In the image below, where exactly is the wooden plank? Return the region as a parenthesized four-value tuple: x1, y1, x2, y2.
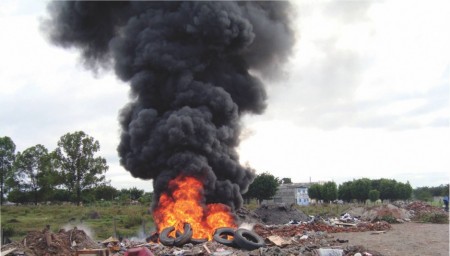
(334, 222, 357, 226)
(1, 248, 17, 256)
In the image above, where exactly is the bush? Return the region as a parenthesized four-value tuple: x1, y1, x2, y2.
(418, 212, 449, 224)
(123, 215, 143, 228)
(2, 225, 15, 237)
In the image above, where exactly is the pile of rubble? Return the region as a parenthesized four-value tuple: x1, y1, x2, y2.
(10, 202, 447, 256)
(253, 203, 309, 225)
(405, 201, 447, 216)
(346, 204, 412, 223)
(1, 227, 101, 256)
(253, 221, 391, 238)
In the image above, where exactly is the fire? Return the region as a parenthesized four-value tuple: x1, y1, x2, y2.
(153, 175, 237, 240)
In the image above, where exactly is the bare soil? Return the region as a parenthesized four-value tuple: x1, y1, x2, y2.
(333, 222, 449, 256)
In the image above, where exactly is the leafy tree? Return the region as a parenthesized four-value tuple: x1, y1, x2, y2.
(119, 187, 144, 201)
(280, 177, 292, 184)
(338, 181, 353, 202)
(351, 178, 371, 203)
(368, 189, 380, 202)
(428, 184, 449, 197)
(308, 183, 322, 200)
(12, 144, 52, 205)
(395, 181, 412, 200)
(54, 131, 109, 205)
(414, 188, 433, 201)
(129, 187, 144, 200)
(379, 179, 397, 200)
(50, 188, 72, 202)
(0, 136, 16, 204)
(139, 192, 153, 204)
(92, 184, 119, 201)
(413, 185, 449, 201)
(245, 172, 279, 204)
(321, 181, 338, 203)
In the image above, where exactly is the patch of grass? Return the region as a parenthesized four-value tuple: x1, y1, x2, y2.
(297, 203, 353, 217)
(0, 203, 154, 242)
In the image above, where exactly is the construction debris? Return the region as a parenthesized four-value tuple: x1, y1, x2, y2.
(1, 201, 447, 256)
(1, 227, 100, 256)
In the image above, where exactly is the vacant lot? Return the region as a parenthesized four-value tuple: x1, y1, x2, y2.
(1, 204, 154, 241)
(334, 222, 449, 256)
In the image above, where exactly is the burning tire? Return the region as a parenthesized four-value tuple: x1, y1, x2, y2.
(213, 227, 236, 246)
(174, 223, 193, 246)
(233, 228, 265, 250)
(159, 226, 175, 246)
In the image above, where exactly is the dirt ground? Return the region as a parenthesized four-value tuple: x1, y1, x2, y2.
(333, 222, 449, 256)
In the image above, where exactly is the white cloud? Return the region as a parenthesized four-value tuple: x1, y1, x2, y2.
(238, 0, 449, 187)
(239, 120, 450, 187)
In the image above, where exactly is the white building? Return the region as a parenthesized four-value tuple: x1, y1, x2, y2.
(265, 182, 315, 206)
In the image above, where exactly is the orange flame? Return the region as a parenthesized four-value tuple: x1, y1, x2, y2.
(153, 175, 237, 240)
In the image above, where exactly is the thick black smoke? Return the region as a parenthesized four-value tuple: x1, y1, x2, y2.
(43, 1, 295, 211)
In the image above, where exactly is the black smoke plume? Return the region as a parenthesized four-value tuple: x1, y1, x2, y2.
(43, 1, 295, 211)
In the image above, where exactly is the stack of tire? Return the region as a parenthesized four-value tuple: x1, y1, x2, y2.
(159, 224, 266, 250)
(213, 227, 265, 250)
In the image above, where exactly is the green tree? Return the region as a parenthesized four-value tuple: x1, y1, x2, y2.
(92, 184, 119, 201)
(129, 187, 144, 200)
(395, 181, 412, 200)
(338, 181, 353, 202)
(245, 172, 279, 204)
(139, 191, 153, 205)
(368, 189, 380, 202)
(379, 178, 397, 201)
(0, 136, 16, 204)
(12, 144, 52, 205)
(321, 181, 338, 203)
(280, 177, 292, 184)
(414, 187, 433, 201)
(54, 131, 109, 205)
(351, 178, 371, 203)
(118, 187, 145, 201)
(308, 183, 322, 200)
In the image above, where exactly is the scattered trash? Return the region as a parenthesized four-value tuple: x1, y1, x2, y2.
(316, 248, 344, 256)
(3, 201, 446, 256)
(266, 235, 291, 247)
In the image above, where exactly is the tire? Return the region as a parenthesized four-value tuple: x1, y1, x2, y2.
(190, 238, 208, 244)
(159, 226, 175, 246)
(213, 227, 235, 246)
(233, 228, 265, 250)
(174, 223, 193, 246)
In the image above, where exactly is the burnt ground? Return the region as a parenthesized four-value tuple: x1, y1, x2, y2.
(252, 204, 309, 225)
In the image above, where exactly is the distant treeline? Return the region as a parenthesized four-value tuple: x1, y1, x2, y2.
(413, 184, 449, 201)
(309, 178, 449, 203)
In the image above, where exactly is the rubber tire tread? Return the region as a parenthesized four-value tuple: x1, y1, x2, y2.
(174, 223, 193, 246)
(190, 238, 208, 244)
(233, 228, 265, 250)
(213, 227, 235, 246)
(159, 226, 175, 246)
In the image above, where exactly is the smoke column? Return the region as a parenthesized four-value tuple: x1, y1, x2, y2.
(43, 1, 295, 210)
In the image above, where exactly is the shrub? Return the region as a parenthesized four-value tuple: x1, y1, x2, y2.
(123, 215, 143, 229)
(418, 212, 449, 224)
(2, 225, 15, 237)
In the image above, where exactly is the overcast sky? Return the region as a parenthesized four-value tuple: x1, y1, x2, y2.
(1, 0, 449, 192)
